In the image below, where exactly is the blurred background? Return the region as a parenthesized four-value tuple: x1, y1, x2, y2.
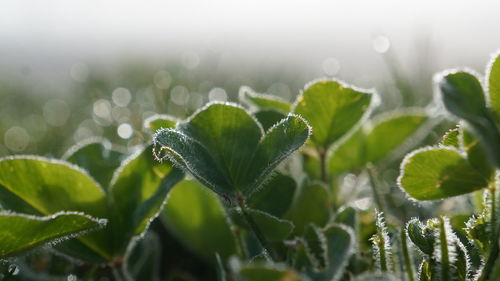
(1, 0, 500, 156)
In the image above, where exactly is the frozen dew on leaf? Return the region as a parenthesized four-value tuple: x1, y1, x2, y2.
(153, 102, 311, 200)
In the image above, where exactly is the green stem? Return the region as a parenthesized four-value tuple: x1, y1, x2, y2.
(366, 164, 386, 214)
(437, 216, 451, 281)
(378, 238, 388, 272)
(233, 226, 249, 259)
(477, 176, 499, 281)
(111, 264, 129, 281)
(236, 193, 281, 262)
(319, 148, 340, 210)
(401, 227, 415, 281)
(318, 149, 327, 184)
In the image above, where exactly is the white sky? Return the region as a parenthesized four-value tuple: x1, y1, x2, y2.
(1, 0, 500, 79)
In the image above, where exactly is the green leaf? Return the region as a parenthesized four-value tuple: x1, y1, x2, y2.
(313, 224, 355, 281)
(303, 151, 322, 180)
(143, 114, 178, 132)
(437, 70, 500, 167)
(293, 79, 376, 149)
(398, 147, 489, 200)
(406, 219, 434, 256)
(334, 207, 357, 230)
(234, 209, 294, 242)
(440, 127, 460, 148)
(450, 215, 482, 269)
(465, 208, 491, 253)
(247, 173, 297, 218)
(238, 264, 303, 281)
(303, 224, 327, 272)
(438, 70, 488, 120)
(0, 211, 105, 259)
(418, 260, 432, 281)
(154, 103, 310, 199)
(153, 128, 232, 197)
(285, 181, 330, 235)
(177, 103, 263, 188)
(461, 127, 495, 180)
(327, 130, 365, 176)
(0, 156, 112, 260)
(246, 114, 310, 196)
(253, 110, 287, 131)
(63, 138, 125, 189)
(486, 50, 500, 122)
(328, 110, 429, 176)
(364, 111, 428, 164)
(455, 240, 471, 281)
(162, 180, 237, 263)
(110, 145, 184, 254)
(239, 86, 291, 113)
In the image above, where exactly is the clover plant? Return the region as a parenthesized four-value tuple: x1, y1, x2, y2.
(1, 50, 500, 281)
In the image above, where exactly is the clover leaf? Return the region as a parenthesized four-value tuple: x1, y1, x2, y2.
(153, 102, 311, 200)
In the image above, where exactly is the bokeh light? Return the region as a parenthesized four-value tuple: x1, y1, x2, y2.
(208, 88, 227, 102)
(117, 123, 133, 139)
(43, 99, 71, 127)
(4, 126, 30, 152)
(112, 88, 132, 107)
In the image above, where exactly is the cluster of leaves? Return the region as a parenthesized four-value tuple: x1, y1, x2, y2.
(0, 50, 499, 281)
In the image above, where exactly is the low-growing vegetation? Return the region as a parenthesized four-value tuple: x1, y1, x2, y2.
(0, 49, 499, 281)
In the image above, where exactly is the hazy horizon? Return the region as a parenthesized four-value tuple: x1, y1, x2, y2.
(2, 0, 500, 86)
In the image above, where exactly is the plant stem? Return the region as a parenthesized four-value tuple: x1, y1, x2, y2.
(111, 264, 130, 281)
(236, 192, 280, 262)
(233, 226, 249, 259)
(366, 164, 386, 214)
(400, 227, 415, 281)
(477, 174, 499, 281)
(378, 238, 388, 272)
(437, 216, 451, 281)
(318, 148, 327, 184)
(319, 148, 340, 209)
